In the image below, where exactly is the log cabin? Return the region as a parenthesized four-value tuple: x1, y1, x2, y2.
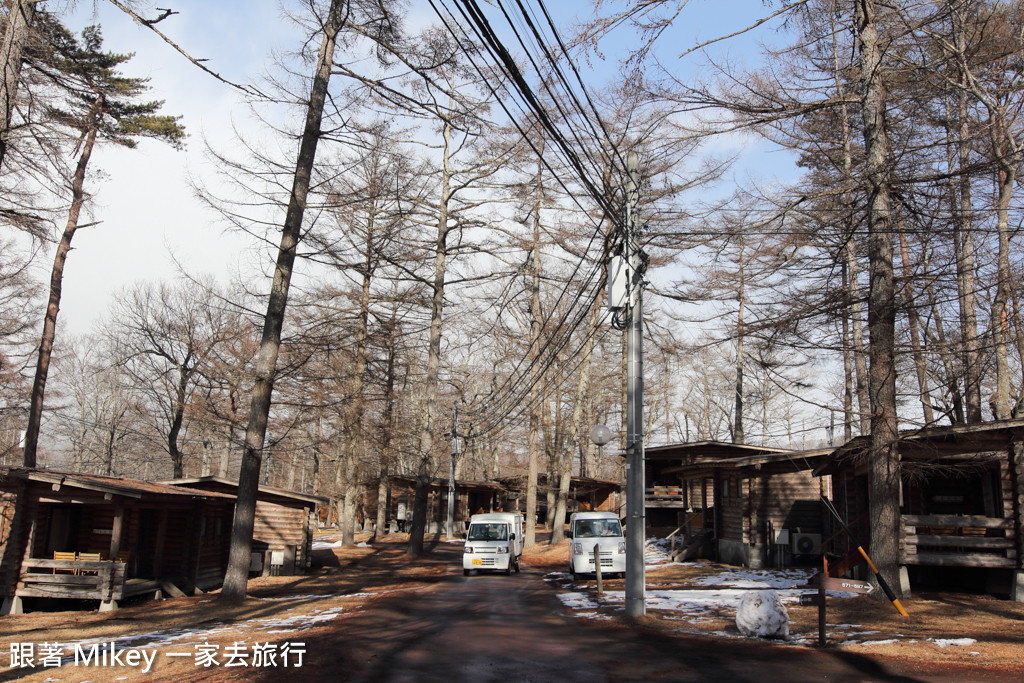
(815, 419, 1024, 601)
(498, 474, 622, 526)
(370, 475, 507, 535)
(0, 467, 235, 614)
(643, 442, 833, 568)
(162, 476, 326, 575)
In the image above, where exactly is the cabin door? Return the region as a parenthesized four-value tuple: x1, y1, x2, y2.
(44, 506, 81, 555)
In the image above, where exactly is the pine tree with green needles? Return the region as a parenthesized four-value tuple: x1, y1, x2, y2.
(22, 24, 184, 468)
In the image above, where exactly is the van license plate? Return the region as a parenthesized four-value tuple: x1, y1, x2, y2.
(472, 559, 483, 565)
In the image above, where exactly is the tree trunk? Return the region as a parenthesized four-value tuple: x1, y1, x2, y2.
(544, 386, 562, 530)
(374, 468, 388, 539)
(525, 148, 543, 548)
(846, 240, 871, 436)
(733, 249, 745, 445)
(167, 370, 188, 478)
(339, 194, 376, 546)
(947, 70, 982, 423)
(555, 278, 605, 545)
(340, 451, 358, 546)
(23, 114, 99, 467)
(1010, 290, 1024, 418)
(841, 261, 855, 442)
(221, 0, 344, 600)
(922, 249, 965, 424)
(897, 227, 933, 425)
(220, 425, 233, 478)
(991, 165, 1014, 420)
(1010, 443, 1024, 581)
(831, 17, 858, 443)
(857, 0, 902, 597)
(374, 298, 399, 540)
(408, 115, 453, 556)
(0, 0, 36, 172)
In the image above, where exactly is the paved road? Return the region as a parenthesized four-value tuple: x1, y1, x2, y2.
(278, 544, 968, 683)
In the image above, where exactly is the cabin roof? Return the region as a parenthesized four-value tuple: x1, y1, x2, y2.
(497, 474, 621, 492)
(388, 474, 505, 491)
(160, 475, 328, 505)
(661, 448, 833, 477)
(642, 441, 795, 461)
(814, 418, 1024, 475)
(0, 467, 234, 501)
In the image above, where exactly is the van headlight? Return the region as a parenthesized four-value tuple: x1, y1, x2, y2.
(618, 542, 626, 554)
(573, 543, 583, 555)
(464, 546, 473, 554)
(497, 546, 509, 554)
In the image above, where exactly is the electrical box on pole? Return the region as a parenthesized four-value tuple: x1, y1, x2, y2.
(607, 255, 629, 311)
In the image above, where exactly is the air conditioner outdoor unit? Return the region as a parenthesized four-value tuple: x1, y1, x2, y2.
(791, 532, 822, 555)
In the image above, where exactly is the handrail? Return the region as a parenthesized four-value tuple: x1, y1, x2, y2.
(902, 514, 1011, 529)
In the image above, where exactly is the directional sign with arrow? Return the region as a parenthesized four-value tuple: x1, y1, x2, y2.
(808, 573, 874, 595)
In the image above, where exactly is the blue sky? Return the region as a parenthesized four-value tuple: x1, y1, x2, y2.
(52, 0, 796, 337)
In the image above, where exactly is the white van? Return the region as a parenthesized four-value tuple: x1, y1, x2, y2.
(463, 512, 524, 576)
(567, 511, 626, 578)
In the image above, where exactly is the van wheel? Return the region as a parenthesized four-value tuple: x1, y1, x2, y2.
(504, 560, 512, 576)
(463, 569, 470, 577)
(514, 557, 520, 573)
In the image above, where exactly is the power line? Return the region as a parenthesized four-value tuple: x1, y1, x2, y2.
(426, 0, 631, 431)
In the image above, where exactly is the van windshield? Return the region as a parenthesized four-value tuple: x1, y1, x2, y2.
(573, 519, 622, 538)
(467, 523, 508, 541)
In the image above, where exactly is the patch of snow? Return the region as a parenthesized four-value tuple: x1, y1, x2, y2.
(262, 593, 334, 601)
(859, 639, 899, 647)
(558, 592, 600, 611)
(644, 538, 685, 567)
(692, 567, 814, 590)
(932, 638, 977, 648)
(572, 611, 613, 620)
(554, 538, 927, 649)
(258, 607, 347, 633)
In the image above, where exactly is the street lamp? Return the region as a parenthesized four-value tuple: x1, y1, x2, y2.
(589, 424, 613, 455)
(588, 425, 613, 479)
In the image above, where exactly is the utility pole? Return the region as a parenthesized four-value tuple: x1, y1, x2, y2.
(446, 405, 458, 539)
(624, 151, 646, 618)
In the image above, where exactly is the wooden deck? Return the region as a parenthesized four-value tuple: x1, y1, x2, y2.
(15, 559, 161, 604)
(645, 486, 688, 508)
(901, 514, 1017, 568)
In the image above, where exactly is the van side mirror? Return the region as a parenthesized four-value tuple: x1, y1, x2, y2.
(566, 529, 572, 538)
(510, 533, 516, 540)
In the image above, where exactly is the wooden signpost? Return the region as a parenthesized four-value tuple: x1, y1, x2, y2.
(799, 566, 873, 646)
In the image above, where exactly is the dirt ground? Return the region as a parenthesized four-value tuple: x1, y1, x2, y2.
(0, 532, 1020, 682)
(524, 541, 1024, 679)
